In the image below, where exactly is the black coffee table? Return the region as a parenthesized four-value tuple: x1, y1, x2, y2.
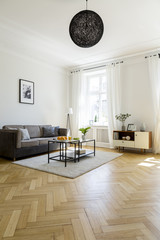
(48, 139, 95, 167)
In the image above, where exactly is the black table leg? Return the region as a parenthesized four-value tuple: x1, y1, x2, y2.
(60, 142, 62, 161)
(62, 143, 65, 160)
(74, 143, 76, 162)
(65, 142, 67, 167)
(48, 141, 50, 163)
(78, 141, 80, 162)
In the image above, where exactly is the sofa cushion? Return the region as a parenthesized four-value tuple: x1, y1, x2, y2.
(58, 128, 67, 136)
(43, 126, 55, 137)
(54, 126, 59, 136)
(39, 125, 52, 137)
(42, 126, 59, 137)
(38, 137, 56, 145)
(19, 128, 30, 140)
(25, 125, 41, 138)
(21, 139, 39, 148)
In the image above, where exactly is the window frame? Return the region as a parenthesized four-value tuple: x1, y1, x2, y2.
(84, 69, 108, 126)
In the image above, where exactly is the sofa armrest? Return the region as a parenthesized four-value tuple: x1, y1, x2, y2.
(58, 128, 68, 136)
(0, 129, 21, 149)
(0, 130, 18, 160)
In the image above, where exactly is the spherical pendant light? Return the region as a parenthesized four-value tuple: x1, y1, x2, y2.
(69, 0, 104, 48)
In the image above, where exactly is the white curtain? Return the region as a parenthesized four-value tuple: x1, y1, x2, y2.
(106, 64, 122, 147)
(70, 70, 83, 138)
(79, 74, 90, 128)
(148, 56, 160, 154)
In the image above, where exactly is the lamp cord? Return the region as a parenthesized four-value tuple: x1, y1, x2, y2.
(86, 0, 88, 10)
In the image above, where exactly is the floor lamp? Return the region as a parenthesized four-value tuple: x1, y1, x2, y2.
(66, 108, 73, 136)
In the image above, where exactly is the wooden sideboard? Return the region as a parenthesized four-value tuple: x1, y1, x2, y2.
(113, 130, 152, 152)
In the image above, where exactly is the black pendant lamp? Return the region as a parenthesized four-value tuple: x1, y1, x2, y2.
(69, 0, 104, 48)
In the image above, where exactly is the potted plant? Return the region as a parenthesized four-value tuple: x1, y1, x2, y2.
(115, 113, 131, 131)
(79, 127, 91, 140)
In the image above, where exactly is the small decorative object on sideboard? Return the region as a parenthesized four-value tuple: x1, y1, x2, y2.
(115, 113, 131, 131)
(122, 136, 126, 140)
(126, 136, 131, 141)
(140, 122, 146, 132)
(127, 124, 136, 131)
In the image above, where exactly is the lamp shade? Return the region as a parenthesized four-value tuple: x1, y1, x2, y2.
(68, 108, 73, 115)
(69, 10, 104, 48)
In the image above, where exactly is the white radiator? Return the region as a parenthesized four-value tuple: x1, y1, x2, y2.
(86, 126, 109, 148)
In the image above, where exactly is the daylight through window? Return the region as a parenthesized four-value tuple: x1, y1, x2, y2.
(84, 69, 108, 126)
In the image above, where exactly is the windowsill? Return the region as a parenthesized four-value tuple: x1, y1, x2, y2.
(89, 124, 108, 128)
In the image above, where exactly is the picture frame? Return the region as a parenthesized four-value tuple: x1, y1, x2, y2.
(19, 79, 34, 104)
(127, 124, 136, 131)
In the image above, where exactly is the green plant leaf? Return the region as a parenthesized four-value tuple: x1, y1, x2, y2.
(79, 127, 91, 135)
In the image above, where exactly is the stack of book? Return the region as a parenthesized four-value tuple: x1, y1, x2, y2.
(76, 149, 86, 155)
(66, 149, 86, 157)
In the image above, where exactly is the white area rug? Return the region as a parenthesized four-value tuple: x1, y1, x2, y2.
(13, 151, 122, 178)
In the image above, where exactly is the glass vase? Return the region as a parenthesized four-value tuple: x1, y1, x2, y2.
(122, 122, 125, 131)
(82, 134, 86, 140)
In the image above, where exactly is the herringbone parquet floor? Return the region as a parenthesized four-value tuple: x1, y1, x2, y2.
(0, 148, 160, 240)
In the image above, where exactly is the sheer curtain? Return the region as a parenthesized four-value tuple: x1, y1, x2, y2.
(106, 64, 122, 147)
(148, 56, 160, 154)
(70, 70, 83, 138)
(78, 75, 90, 128)
(70, 70, 94, 138)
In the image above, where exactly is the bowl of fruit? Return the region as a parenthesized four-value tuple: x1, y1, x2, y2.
(57, 136, 67, 141)
(73, 137, 80, 140)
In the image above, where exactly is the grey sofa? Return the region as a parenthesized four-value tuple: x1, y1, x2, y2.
(0, 125, 67, 160)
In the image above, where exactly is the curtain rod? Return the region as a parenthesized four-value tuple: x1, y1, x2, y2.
(145, 53, 160, 58)
(71, 61, 124, 73)
(70, 48, 160, 72)
(83, 61, 123, 72)
(70, 69, 80, 74)
(112, 61, 123, 65)
(83, 64, 106, 71)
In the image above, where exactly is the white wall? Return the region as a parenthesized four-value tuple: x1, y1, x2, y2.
(121, 57, 154, 133)
(0, 50, 68, 128)
(68, 56, 154, 136)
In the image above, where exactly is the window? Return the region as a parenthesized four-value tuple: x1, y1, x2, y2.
(84, 69, 108, 126)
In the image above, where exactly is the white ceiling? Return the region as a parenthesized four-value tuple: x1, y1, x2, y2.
(0, 0, 160, 68)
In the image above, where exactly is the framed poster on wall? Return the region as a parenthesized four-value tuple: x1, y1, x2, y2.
(19, 79, 34, 104)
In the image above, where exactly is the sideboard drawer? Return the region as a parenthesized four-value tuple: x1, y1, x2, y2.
(113, 140, 135, 147)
